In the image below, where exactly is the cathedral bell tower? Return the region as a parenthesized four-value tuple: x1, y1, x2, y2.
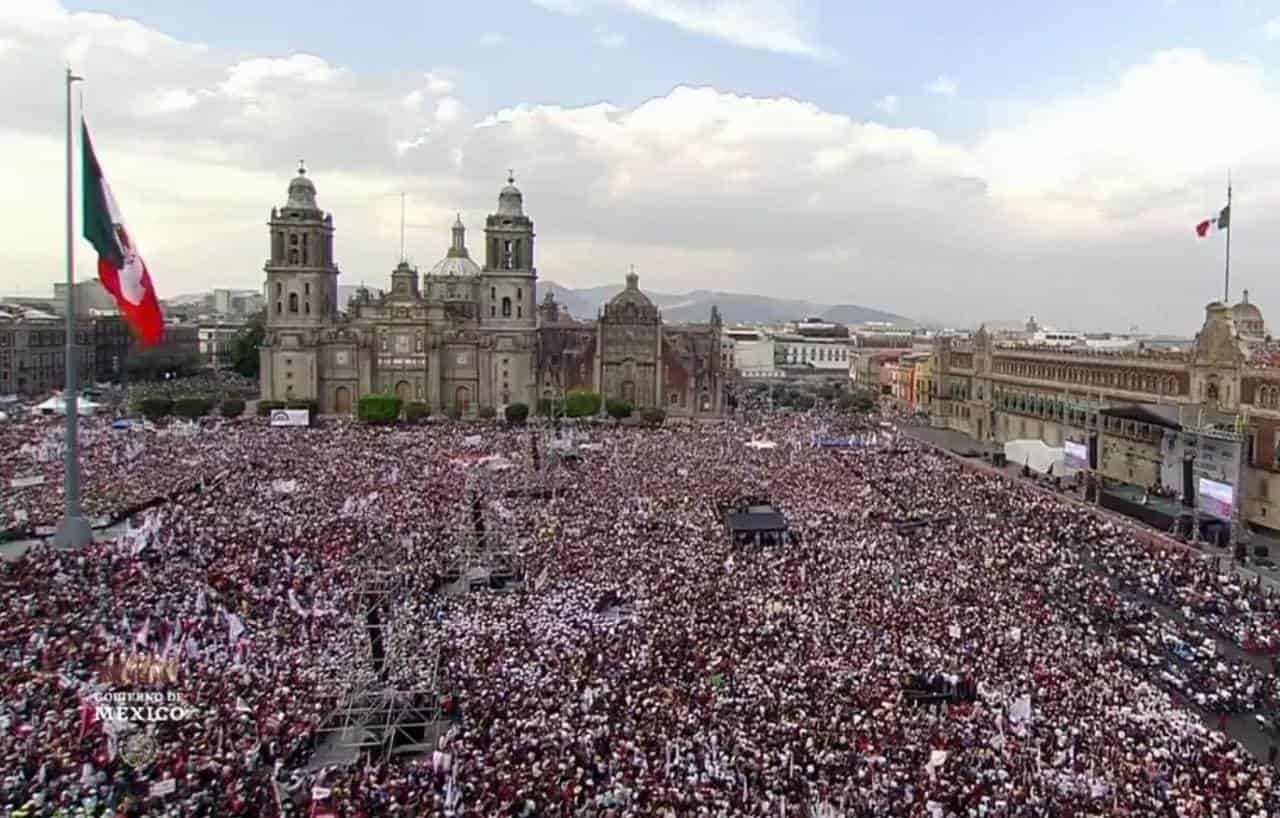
(481, 172, 536, 328)
(264, 162, 339, 327)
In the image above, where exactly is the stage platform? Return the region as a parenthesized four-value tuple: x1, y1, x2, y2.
(1100, 483, 1229, 545)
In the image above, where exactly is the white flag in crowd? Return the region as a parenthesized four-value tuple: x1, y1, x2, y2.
(1008, 694, 1033, 724)
(226, 612, 246, 644)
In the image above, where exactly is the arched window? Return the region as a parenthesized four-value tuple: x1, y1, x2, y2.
(304, 301, 310, 315)
(288, 249, 299, 264)
(491, 286, 496, 300)
(276, 301, 282, 315)
(276, 283, 282, 297)
(288, 293, 299, 313)
(502, 297, 512, 317)
(516, 288, 522, 301)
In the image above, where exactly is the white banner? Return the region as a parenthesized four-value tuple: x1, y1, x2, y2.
(9, 475, 46, 489)
(149, 779, 176, 797)
(270, 409, 310, 428)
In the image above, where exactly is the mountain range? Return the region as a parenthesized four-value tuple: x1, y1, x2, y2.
(329, 283, 913, 327)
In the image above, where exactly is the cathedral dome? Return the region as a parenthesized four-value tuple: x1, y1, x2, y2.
(497, 173, 524, 217)
(426, 214, 481, 277)
(427, 256, 482, 277)
(603, 268, 659, 323)
(286, 163, 317, 209)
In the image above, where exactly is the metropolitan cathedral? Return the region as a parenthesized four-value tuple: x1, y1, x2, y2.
(259, 166, 725, 417)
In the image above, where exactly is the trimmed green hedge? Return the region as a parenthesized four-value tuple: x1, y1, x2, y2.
(605, 398, 633, 420)
(173, 396, 214, 420)
(477, 406, 497, 420)
(257, 400, 285, 417)
(137, 396, 173, 420)
(357, 394, 402, 425)
(220, 399, 246, 418)
(640, 407, 667, 427)
(504, 402, 530, 425)
(404, 401, 430, 423)
(565, 389, 602, 418)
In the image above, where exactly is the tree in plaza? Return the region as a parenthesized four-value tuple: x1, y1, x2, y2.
(564, 389, 602, 418)
(605, 398, 634, 421)
(505, 402, 530, 425)
(357, 394, 402, 425)
(230, 309, 267, 379)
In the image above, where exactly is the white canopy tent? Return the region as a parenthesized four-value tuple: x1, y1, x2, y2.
(1004, 439, 1073, 476)
(31, 395, 101, 417)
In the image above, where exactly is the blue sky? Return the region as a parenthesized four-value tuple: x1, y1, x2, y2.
(6, 0, 1280, 332)
(61, 0, 1277, 139)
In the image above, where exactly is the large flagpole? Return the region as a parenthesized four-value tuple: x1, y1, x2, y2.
(55, 66, 92, 548)
(1223, 173, 1232, 303)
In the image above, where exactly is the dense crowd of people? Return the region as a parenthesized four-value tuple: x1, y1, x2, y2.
(2, 398, 1280, 816)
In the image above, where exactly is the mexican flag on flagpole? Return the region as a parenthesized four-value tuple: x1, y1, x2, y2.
(82, 119, 164, 346)
(1195, 203, 1230, 238)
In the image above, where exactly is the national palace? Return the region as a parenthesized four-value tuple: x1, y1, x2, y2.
(926, 296, 1280, 530)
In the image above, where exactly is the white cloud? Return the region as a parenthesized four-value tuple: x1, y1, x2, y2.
(875, 94, 898, 115)
(477, 32, 507, 47)
(1264, 16, 1280, 40)
(979, 50, 1280, 212)
(926, 76, 957, 97)
(434, 97, 462, 124)
(395, 131, 430, 155)
(424, 70, 454, 95)
(401, 89, 425, 111)
(530, 0, 825, 57)
(219, 54, 342, 99)
(620, 0, 824, 56)
(133, 87, 199, 116)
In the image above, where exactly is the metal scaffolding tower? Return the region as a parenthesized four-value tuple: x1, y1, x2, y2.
(312, 538, 445, 767)
(442, 465, 526, 595)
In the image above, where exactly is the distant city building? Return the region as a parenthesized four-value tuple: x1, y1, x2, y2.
(198, 319, 248, 369)
(0, 304, 95, 396)
(773, 333, 852, 373)
(213, 288, 265, 317)
(724, 327, 778, 379)
(53, 280, 119, 317)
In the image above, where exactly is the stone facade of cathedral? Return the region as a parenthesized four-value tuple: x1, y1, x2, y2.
(259, 167, 724, 417)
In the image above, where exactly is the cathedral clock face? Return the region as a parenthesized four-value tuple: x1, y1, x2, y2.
(456, 352, 468, 365)
(335, 350, 349, 366)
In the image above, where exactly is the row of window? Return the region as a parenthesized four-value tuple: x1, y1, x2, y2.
(997, 359, 1179, 395)
(784, 346, 849, 363)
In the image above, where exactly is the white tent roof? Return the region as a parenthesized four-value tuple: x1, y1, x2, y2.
(31, 395, 101, 416)
(1004, 439, 1073, 476)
